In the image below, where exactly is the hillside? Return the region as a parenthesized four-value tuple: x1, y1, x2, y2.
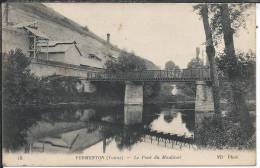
(9, 3, 115, 48)
(3, 3, 159, 70)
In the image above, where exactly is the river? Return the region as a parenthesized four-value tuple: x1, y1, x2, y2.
(3, 102, 195, 153)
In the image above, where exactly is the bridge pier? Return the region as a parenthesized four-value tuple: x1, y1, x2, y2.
(195, 81, 214, 128)
(124, 81, 143, 125)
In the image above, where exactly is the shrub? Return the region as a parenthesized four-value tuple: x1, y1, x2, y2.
(195, 116, 255, 149)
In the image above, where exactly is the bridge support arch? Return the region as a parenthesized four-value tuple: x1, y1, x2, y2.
(195, 81, 214, 127)
(124, 81, 143, 125)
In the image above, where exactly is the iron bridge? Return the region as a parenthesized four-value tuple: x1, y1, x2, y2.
(82, 69, 211, 82)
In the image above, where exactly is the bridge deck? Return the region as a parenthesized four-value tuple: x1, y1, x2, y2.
(30, 59, 211, 82)
(84, 69, 211, 82)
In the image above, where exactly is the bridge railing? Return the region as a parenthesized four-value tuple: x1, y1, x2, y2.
(85, 68, 211, 81)
(31, 58, 210, 81)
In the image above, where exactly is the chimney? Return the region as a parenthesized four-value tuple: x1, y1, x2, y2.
(107, 33, 110, 43)
(201, 49, 205, 65)
(196, 47, 200, 59)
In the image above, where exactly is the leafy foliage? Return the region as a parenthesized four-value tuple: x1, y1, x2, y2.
(196, 116, 255, 149)
(194, 4, 253, 46)
(193, 4, 255, 148)
(195, 117, 240, 149)
(187, 57, 205, 69)
(210, 4, 253, 45)
(105, 50, 146, 73)
(2, 49, 43, 151)
(2, 49, 41, 105)
(165, 60, 180, 70)
(216, 50, 255, 81)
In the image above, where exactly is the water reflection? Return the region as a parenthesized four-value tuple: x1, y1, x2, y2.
(75, 109, 96, 122)
(150, 112, 193, 137)
(124, 104, 143, 125)
(3, 103, 194, 153)
(171, 84, 178, 95)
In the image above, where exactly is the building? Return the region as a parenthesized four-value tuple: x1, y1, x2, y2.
(38, 41, 104, 68)
(2, 3, 121, 69)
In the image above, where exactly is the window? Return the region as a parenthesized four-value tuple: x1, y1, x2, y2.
(88, 54, 101, 61)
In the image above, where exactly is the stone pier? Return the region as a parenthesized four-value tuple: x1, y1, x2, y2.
(195, 81, 214, 127)
(124, 81, 143, 125)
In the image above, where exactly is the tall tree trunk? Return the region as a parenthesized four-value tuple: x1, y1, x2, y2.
(219, 4, 236, 58)
(201, 5, 221, 117)
(219, 4, 253, 144)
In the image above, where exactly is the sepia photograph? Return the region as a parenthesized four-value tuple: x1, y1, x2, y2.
(1, 1, 257, 166)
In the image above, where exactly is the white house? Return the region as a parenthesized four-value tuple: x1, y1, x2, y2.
(38, 41, 104, 68)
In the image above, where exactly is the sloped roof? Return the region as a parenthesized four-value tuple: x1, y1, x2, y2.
(39, 41, 82, 56)
(13, 21, 38, 28)
(24, 26, 49, 39)
(40, 44, 72, 53)
(38, 41, 76, 47)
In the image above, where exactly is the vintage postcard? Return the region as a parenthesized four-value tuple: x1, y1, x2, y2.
(2, 1, 256, 166)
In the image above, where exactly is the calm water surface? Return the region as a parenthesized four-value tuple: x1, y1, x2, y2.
(6, 103, 195, 153)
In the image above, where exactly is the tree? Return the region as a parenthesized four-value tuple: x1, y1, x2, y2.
(2, 49, 42, 151)
(105, 50, 146, 73)
(187, 57, 204, 69)
(209, 4, 253, 47)
(165, 60, 180, 70)
(217, 4, 254, 143)
(194, 4, 222, 117)
(2, 49, 41, 105)
(194, 3, 255, 146)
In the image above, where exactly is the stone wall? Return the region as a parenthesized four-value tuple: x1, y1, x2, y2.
(28, 59, 102, 77)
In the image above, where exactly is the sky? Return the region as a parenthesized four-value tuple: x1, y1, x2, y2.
(45, 3, 255, 69)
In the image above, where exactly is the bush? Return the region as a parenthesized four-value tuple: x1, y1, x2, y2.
(195, 116, 255, 149)
(2, 49, 41, 105)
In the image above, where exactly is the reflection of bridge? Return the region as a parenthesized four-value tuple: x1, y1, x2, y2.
(29, 59, 215, 127)
(143, 128, 193, 144)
